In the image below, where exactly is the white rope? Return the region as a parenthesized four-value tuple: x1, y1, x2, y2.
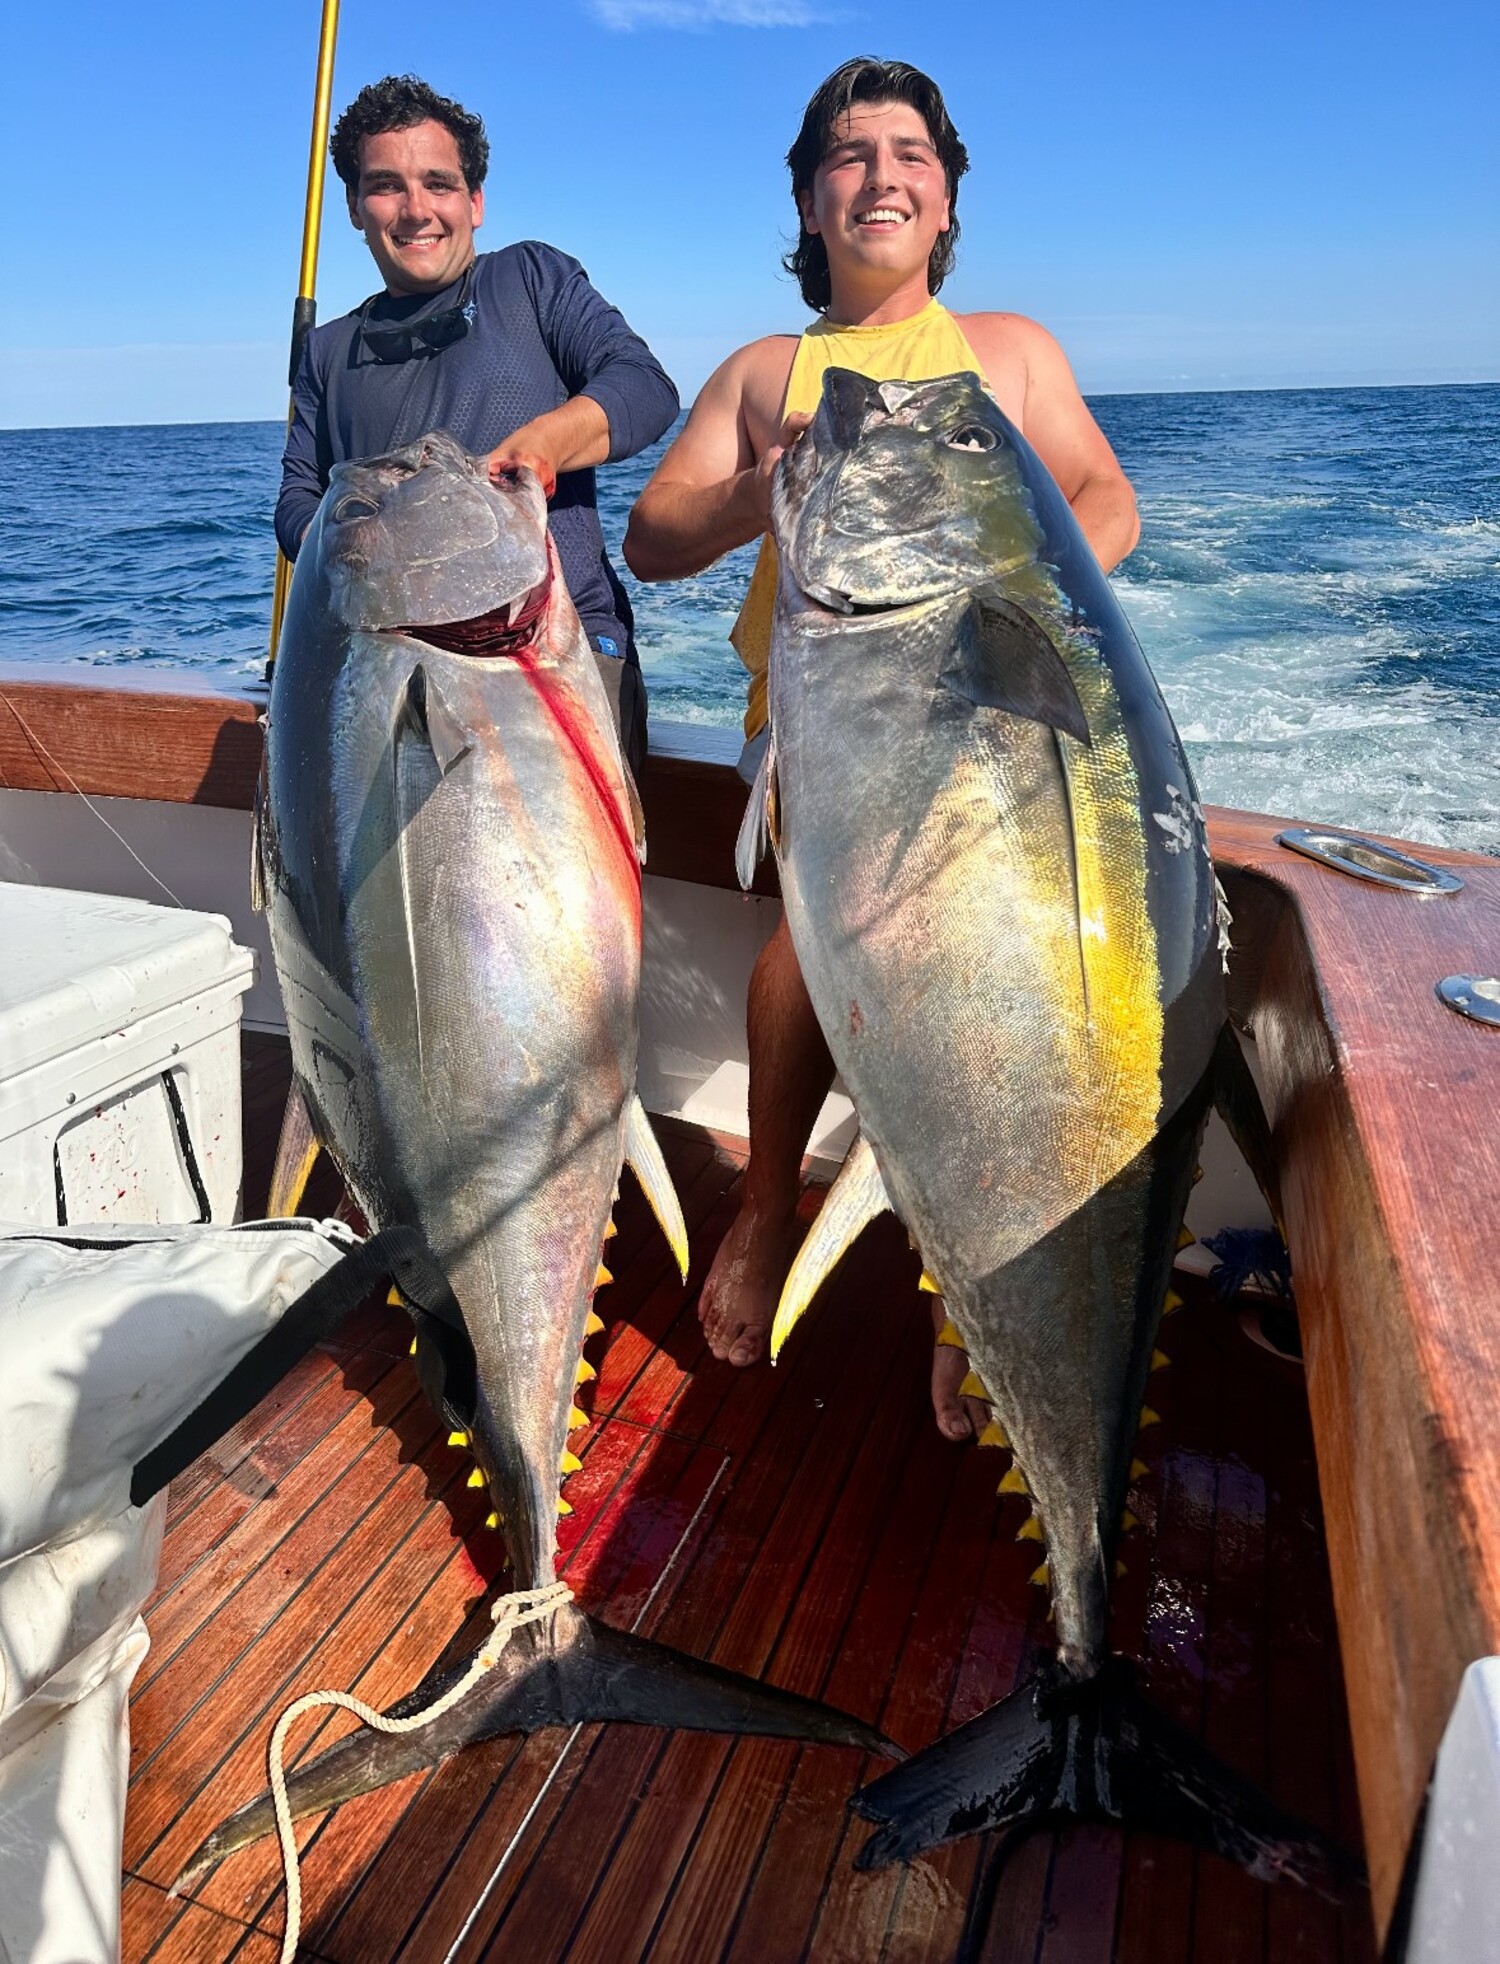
(269, 1579, 571, 1963)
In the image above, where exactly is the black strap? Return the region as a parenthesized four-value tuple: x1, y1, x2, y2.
(129, 1225, 463, 1507)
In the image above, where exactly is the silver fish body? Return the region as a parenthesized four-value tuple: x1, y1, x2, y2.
(755, 374, 1350, 1890)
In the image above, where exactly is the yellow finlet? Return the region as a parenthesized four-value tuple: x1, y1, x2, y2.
(935, 1317, 966, 1349)
(467, 1469, 485, 1489)
(575, 1357, 597, 1385)
(447, 1430, 469, 1450)
(1162, 1289, 1183, 1316)
(557, 1497, 574, 1518)
(603, 1218, 618, 1241)
(1028, 1563, 1050, 1589)
(585, 1309, 605, 1338)
(568, 1405, 588, 1431)
(595, 1264, 613, 1289)
(1016, 1514, 1045, 1543)
(958, 1371, 989, 1403)
(998, 1464, 1029, 1496)
(1151, 1349, 1170, 1372)
(1177, 1225, 1196, 1251)
(977, 1419, 1010, 1450)
(484, 1512, 502, 1530)
(409, 1338, 418, 1358)
(387, 1286, 404, 1307)
(559, 1449, 583, 1476)
(1139, 1407, 1162, 1430)
(1115, 1559, 1128, 1579)
(1191, 1163, 1204, 1185)
(1121, 1508, 1140, 1533)
(918, 1270, 941, 1294)
(1129, 1457, 1149, 1481)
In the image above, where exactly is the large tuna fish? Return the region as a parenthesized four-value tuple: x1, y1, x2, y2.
(742, 372, 1349, 1887)
(181, 432, 891, 1881)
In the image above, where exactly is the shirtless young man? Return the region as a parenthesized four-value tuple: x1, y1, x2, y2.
(624, 57, 1139, 1440)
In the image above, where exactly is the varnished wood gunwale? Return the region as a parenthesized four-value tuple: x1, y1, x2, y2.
(5, 671, 1495, 1936)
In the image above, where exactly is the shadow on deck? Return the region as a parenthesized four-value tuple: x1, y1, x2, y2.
(122, 1035, 1375, 1963)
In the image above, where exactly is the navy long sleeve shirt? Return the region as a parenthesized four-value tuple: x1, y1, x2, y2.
(275, 241, 678, 659)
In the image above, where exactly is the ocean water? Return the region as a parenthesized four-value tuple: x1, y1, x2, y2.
(2, 384, 1495, 854)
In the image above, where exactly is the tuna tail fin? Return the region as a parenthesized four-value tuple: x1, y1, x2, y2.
(851, 1657, 1360, 1901)
(174, 1605, 896, 1888)
(1210, 1021, 1285, 1236)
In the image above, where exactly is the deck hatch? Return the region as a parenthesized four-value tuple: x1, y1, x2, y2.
(1275, 825, 1464, 894)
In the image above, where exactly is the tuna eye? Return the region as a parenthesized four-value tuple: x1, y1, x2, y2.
(332, 493, 381, 522)
(946, 425, 998, 454)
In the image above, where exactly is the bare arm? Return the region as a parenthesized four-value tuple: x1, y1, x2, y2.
(1005, 319, 1140, 573)
(624, 343, 801, 581)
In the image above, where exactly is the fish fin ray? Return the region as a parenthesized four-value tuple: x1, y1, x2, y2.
(770, 1133, 892, 1359)
(403, 662, 475, 776)
(940, 591, 1091, 745)
(624, 1095, 690, 1279)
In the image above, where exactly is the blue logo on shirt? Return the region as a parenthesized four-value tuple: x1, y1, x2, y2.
(597, 636, 620, 657)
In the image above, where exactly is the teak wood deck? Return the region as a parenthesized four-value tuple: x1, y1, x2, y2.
(121, 1036, 1375, 1963)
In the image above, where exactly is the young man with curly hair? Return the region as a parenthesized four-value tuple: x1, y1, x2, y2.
(625, 57, 1139, 1434)
(276, 75, 678, 772)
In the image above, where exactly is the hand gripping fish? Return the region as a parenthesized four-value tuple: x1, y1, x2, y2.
(180, 433, 891, 1884)
(740, 373, 1354, 1891)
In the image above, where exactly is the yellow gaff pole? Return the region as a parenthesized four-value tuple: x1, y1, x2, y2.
(268, 0, 342, 667)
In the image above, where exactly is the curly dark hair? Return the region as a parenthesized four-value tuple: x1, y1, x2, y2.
(783, 58, 970, 314)
(331, 75, 489, 196)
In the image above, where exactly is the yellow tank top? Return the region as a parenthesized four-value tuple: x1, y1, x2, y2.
(730, 299, 987, 737)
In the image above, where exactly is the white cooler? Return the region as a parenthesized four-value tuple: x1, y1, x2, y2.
(0, 884, 254, 1963)
(0, 885, 254, 1227)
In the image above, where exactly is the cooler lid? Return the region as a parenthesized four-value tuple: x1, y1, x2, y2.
(0, 885, 253, 1079)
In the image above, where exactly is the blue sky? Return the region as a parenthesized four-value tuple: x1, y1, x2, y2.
(4, 0, 1497, 426)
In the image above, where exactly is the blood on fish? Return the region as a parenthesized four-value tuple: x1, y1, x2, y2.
(513, 646, 642, 902)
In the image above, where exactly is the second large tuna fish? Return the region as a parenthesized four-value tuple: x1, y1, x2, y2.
(744, 370, 1348, 1887)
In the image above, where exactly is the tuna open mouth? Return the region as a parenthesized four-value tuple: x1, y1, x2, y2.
(401, 565, 553, 658)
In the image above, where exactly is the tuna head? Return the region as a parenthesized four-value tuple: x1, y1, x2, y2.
(773, 369, 1058, 614)
(307, 428, 553, 640)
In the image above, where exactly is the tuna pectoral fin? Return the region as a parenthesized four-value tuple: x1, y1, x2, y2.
(851, 1659, 1360, 1900)
(624, 1095, 690, 1279)
(403, 661, 475, 775)
(942, 592, 1090, 746)
(174, 1609, 896, 1887)
(267, 1081, 321, 1218)
(770, 1134, 892, 1360)
(734, 727, 778, 890)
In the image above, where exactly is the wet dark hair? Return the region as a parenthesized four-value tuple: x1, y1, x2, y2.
(783, 58, 969, 313)
(331, 75, 489, 197)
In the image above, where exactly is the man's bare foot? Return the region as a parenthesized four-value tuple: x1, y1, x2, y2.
(698, 1203, 801, 1366)
(930, 1298, 991, 1442)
